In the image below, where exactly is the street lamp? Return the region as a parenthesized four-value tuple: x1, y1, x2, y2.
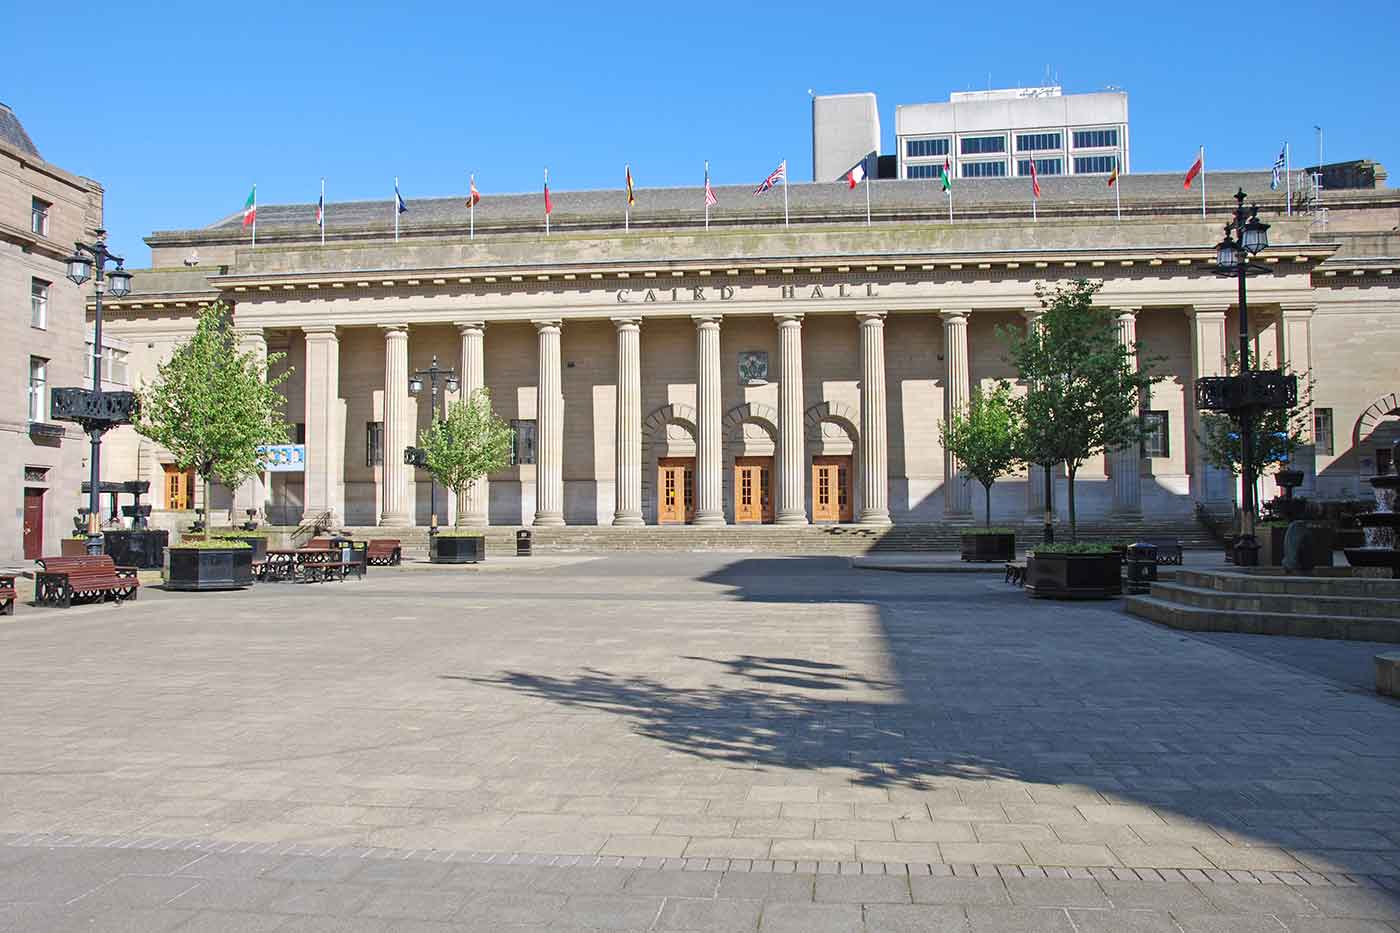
(1214, 189, 1271, 560)
(407, 354, 458, 531)
(64, 230, 134, 555)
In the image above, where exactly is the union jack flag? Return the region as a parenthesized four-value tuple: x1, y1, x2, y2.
(753, 160, 786, 195)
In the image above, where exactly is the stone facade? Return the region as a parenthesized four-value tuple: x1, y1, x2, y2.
(1, 105, 104, 564)
(92, 169, 1400, 530)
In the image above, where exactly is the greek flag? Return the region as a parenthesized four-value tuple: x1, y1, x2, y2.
(1271, 146, 1286, 190)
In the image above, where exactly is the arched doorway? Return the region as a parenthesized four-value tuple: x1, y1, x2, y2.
(723, 403, 778, 523)
(1355, 392, 1400, 478)
(643, 404, 698, 524)
(804, 402, 860, 523)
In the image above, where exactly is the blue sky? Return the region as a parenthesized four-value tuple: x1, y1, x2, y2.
(5, 0, 1395, 265)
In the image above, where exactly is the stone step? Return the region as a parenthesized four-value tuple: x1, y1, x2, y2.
(1176, 569, 1400, 599)
(1146, 581, 1400, 621)
(1125, 594, 1400, 643)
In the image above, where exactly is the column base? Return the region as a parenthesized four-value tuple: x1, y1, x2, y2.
(858, 510, 892, 526)
(612, 513, 644, 527)
(693, 512, 726, 527)
(533, 513, 565, 527)
(456, 515, 490, 527)
(380, 512, 413, 526)
(775, 512, 808, 525)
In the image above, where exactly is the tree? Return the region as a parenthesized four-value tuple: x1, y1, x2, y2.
(136, 302, 291, 524)
(1000, 280, 1158, 541)
(939, 381, 1022, 527)
(418, 389, 515, 527)
(1198, 349, 1316, 497)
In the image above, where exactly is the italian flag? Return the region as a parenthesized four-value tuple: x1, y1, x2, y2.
(242, 186, 256, 227)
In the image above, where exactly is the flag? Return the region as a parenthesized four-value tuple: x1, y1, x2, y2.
(1107, 161, 1119, 187)
(940, 157, 953, 192)
(242, 186, 256, 226)
(704, 167, 717, 207)
(544, 176, 553, 215)
(467, 177, 481, 207)
(1184, 150, 1203, 189)
(315, 192, 324, 227)
(395, 181, 407, 214)
(1029, 159, 1041, 199)
(625, 165, 635, 206)
(754, 160, 786, 195)
(845, 161, 866, 189)
(1271, 145, 1286, 190)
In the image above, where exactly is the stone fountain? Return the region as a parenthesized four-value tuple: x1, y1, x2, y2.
(1345, 438, 1400, 575)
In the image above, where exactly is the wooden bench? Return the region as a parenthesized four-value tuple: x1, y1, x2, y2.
(366, 539, 401, 566)
(0, 574, 15, 615)
(1136, 536, 1184, 565)
(1005, 561, 1027, 585)
(35, 555, 140, 608)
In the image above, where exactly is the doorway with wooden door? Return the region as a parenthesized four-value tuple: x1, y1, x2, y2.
(657, 458, 695, 524)
(163, 463, 196, 510)
(733, 457, 774, 523)
(23, 488, 44, 560)
(811, 455, 853, 523)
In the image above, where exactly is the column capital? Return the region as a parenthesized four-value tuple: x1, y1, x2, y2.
(692, 314, 723, 327)
(773, 312, 804, 325)
(856, 311, 886, 324)
(532, 319, 562, 333)
(1113, 307, 1141, 321)
(379, 322, 409, 337)
(455, 320, 486, 335)
(938, 308, 971, 324)
(610, 316, 642, 330)
(1186, 303, 1231, 318)
(1279, 302, 1315, 318)
(233, 326, 265, 338)
(302, 324, 339, 338)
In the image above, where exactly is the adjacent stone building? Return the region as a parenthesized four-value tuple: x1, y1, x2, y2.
(94, 166, 1400, 532)
(1, 103, 105, 564)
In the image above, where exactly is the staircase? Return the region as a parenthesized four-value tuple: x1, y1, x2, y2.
(1126, 568, 1400, 643)
(338, 518, 1219, 560)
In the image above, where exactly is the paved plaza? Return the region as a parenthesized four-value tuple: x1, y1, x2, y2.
(1, 554, 1398, 931)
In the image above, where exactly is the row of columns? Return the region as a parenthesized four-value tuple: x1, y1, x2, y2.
(287, 302, 1302, 527)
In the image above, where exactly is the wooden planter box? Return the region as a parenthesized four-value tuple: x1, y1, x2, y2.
(430, 535, 486, 564)
(1025, 552, 1123, 600)
(163, 547, 254, 591)
(1258, 523, 1334, 569)
(960, 533, 1015, 562)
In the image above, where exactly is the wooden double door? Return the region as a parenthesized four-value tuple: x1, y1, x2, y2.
(734, 457, 773, 524)
(164, 464, 196, 510)
(657, 458, 695, 524)
(812, 455, 853, 523)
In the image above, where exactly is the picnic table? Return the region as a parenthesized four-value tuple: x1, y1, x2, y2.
(256, 547, 358, 583)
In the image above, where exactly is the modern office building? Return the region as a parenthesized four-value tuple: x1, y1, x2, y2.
(89, 163, 1398, 535)
(895, 86, 1129, 182)
(811, 93, 881, 183)
(1, 103, 105, 565)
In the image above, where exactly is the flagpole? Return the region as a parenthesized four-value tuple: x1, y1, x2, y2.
(394, 176, 400, 243)
(251, 183, 257, 248)
(320, 178, 325, 247)
(782, 159, 789, 228)
(704, 160, 710, 231)
(865, 171, 871, 227)
(625, 163, 630, 232)
(469, 173, 475, 240)
(1285, 143, 1292, 216)
(545, 168, 550, 236)
(1199, 146, 1206, 219)
(1115, 153, 1121, 221)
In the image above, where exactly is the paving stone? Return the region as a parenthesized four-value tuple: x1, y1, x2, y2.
(173, 909, 291, 932)
(893, 822, 976, 843)
(656, 896, 764, 932)
(622, 868, 721, 896)
(964, 904, 1076, 931)
(910, 875, 1012, 906)
(715, 871, 815, 901)
(1064, 907, 1182, 932)
(1023, 843, 1120, 867)
(757, 900, 863, 932)
(861, 903, 967, 933)
(813, 873, 911, 903)
(1097, 879, 1215, 912)
(1004, 877, 1111, 908)
(557, 893, 665, 928)
(263, 882, 376, 916)
(166, 877, 289, 911)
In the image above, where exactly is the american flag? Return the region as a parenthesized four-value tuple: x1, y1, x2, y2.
(704, 171, 717, 207)
(754, 160, 786, 195)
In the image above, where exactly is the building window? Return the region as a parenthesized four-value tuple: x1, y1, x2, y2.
(1141, 411, 1170, 458)
(1016, 132, 1061, 152)
(906, 163, 949, 179)
(1017, 158, 1062, 177)
(1313, 408, 1333, 455)
(510, 419, 536, 465)
(1072, 128, 1119, 149)
(29, 357, 48, 422)
(31, 197, 50, 237)
(31, 279, 49, 329)
(1074, 155, 1118, 175)
(961, 160, 1007, 178)
(960, 135, 1006, 155)
(366, 421, 383, 466)
(905, 137, 949, 158)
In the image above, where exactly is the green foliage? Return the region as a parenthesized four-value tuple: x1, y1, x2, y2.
(1197, 349, 1316, 489)
(1032, 541, 1116, 554)
(135, 302, 291, 517)
(418, 390, 514, 526)
(210, 529, 271, 538)
(999, 279, 1159, 541)
(939, 381, 1022, 527)
(171, 539, 251, 550)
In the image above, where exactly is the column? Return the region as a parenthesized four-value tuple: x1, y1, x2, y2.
(940, 309, 973, 517)
(379, 324, 412, 525)
(1110, 308, 1143, 514)
(456, 321, 489, 525)
(533, 320, 565, 526)
(234, 328, 268, 521)
(612, 317, 643, 526)
(302, 325, 343, 526)
(1022, 307, 1051, 519)
(775, 314, 807, 524)
(693, 315, 725, 526)
(857, 312, 891, 525)
(1188, 305, 1231, 504)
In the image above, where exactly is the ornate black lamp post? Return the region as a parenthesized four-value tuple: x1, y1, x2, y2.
(405, 355, 458, 530)
(1196, 190, 1294, 564)
(57, 231, 134, 556)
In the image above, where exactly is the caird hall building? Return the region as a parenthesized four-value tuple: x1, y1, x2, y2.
(90, 163, 1400, 534)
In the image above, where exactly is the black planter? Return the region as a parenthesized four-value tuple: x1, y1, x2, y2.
(960, 533, 1015, 562)
(430, 535, 486, 564)
(103, 529, 169, 569)
(212, 536, 268, 562)
(164, 547, 254, 591)
(1025, 552, 1123, 600)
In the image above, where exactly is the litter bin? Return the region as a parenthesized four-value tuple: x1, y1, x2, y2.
(516, 529, 532, 557)
(1126, 542, 1159, 585)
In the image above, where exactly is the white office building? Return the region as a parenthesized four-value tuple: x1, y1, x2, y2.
(894, 86, 1129, 182)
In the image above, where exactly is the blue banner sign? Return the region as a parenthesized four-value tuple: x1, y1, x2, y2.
(258, 444, 306, 472)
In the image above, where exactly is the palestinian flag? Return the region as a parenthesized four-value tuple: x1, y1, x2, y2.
(242, 186, 256, 227)
(940, 157, 953, 192)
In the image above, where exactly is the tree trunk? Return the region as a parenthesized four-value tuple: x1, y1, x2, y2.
(1067, 464, 1079, 543)
(455, 484, 468, 528)
(984, 482, 993, 528)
